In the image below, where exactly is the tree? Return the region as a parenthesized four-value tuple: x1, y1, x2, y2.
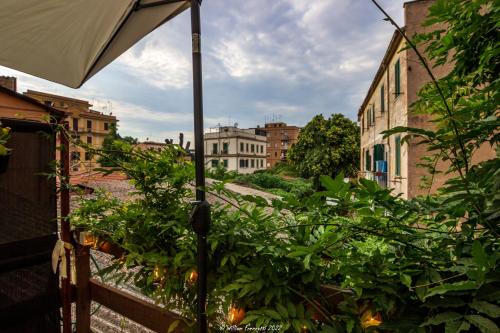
(288, 114, 360, 184)
(97, 123, 137, 167)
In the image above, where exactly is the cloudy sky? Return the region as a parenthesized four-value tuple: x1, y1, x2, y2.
(1, 0, 406, 144)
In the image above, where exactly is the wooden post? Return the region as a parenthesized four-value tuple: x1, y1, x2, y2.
(60, 121, 72, 333)
(75, 244, 91, 333)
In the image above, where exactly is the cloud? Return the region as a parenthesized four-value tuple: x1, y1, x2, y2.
(118, 37, 191, 90)
(1, 0, 408, 140)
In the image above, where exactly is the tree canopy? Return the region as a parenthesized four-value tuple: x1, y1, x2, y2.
(288, 114, 360, 183)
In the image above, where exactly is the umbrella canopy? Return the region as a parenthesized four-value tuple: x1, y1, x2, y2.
(0, 0, 189, 88)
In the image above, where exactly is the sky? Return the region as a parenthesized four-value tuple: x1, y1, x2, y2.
(0, 0, 406, 144)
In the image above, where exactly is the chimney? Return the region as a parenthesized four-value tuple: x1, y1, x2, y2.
(0, 76, 17, 92)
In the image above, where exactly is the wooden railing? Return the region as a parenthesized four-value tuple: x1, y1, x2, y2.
(74, 243, 189, 333)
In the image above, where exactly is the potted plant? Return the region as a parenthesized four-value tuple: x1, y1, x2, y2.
(0, 125, 12, 174)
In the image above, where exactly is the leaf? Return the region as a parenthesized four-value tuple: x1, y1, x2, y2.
(445, 320, 470, 333)
(287, 302, 296, 318)
(421, 312, 462, 326)
(465, 315, 499, 333)
(472, 241, 489, 268)
(424, 281, 480, 299)
(276, 303, 288, 318)
(167, 320, 179, 333)
(401, 274, 412, 288)
(303, 253, 312, 269)
(470, 300, 500, 318)
(263, 309, 282, 321)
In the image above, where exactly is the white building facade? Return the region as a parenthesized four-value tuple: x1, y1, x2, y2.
(204, 126, 267, 174)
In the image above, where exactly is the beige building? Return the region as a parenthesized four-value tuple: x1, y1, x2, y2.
(204, 126, 267, 174)
(24, 89, 117, 173)
(264, 122, 300, 168)
(358, 0, 495, 199)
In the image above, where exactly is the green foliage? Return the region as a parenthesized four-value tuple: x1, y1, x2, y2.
(68, 2, 500, 332)
(97, 123, 138, 167)
(233, 172, 313, 198)
(288, 114, 360, 186)
(0, 123, 12, 156)
(205, 165, 238, 181)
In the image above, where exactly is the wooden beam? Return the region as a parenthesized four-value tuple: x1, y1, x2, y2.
(75, 245, 91, 333)
(89, 278, 189, 332)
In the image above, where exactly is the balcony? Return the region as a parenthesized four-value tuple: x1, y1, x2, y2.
(360, 170, 387, 188)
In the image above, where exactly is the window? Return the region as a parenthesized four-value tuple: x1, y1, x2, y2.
(71, 151, 80, 161)
(211, 159, 219, 168)
(86, 136, 92, 144)
(240, 142, 244, 152)
(260, 160, 263, 168)
(85, 152, 91, 161)
(87, 120, 92, 129)
(395, 59, 401, 96)
(372, 105, 376, 126)
(222, 142, 229, 154)
(251, 159, 255, 168)
(239, 159, 245, 168)
(260, 145, 263, 153)
(104, 122, 109, 130)
(380, 85, 385, 113)
(251, 144, 255, 153)
(395, 136, 401, 176)
(212, 143, 218, 154)
(223, 159, 228, 168)
(72, 118, 78, 131)
(275, 152, 277, 157)
(245, 159, 249, 168)
(365, 149, 371, 171)
(246, 143, 249, 152)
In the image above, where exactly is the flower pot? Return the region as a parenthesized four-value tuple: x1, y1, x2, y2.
(0, 154, 10, 174)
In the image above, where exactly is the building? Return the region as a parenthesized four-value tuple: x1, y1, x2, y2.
(264, 122, 300, 168)
(358, 0, 495, 199)
(204, 126, 267, 174)
(0, 77, 64, 123)
(24, 89, 117, 173)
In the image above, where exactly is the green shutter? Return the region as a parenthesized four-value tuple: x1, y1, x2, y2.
(365, 149, 371, 171)
(395, 60, 401, 96)
(395, 136, 401, 176)
(380, 85, 385, 112)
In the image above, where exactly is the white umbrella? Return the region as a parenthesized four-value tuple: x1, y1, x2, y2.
(0, 1, 209, 332)
(0, 0, 189, 88)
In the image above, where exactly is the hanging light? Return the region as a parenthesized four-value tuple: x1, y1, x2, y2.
(361, 310, 383, 328)
(187, 269, 198, 284)
(153, 265, 165, 283)
(228, 306, 245, 325)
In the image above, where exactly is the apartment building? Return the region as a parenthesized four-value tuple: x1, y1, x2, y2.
(24, 89, 117, 173)
(264, 122, 300, 168)
(358, 0, 495, 199)
(204, 126, 267, 174)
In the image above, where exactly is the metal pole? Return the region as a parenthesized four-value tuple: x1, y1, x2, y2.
(190, 1, 209, 332)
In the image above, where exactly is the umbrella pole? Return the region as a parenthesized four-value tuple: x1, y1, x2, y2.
(190, 1, 209, 332)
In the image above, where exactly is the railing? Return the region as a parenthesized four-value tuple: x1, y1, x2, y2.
(74, 239, 189, 333)
(360, 170, 388, 188)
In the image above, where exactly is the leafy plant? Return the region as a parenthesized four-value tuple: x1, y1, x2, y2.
(0, 123, 12, 156)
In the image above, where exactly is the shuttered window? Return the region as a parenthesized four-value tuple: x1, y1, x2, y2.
(395, 136, 401, 176)
(365, 149, 371, 171)
(380, 85, 385, 112)
(395, 59, 401, 96)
